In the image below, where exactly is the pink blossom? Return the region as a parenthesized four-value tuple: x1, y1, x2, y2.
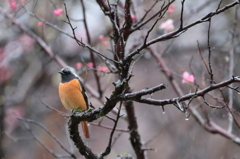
(167, 4, 175, 13)
(102, 41, 108, 46)
(131, 15, 136, 20)
(4, 107, 24, 134)
(53, 9, 63, 16)
(159, 19, 174, 32)
(0, 65, 12, 83)
(19, 0, 24, 5)
(99, 35, 105, 41)
(97, 66, 109, 72)
(18, 34, 35, 52)
(9, 0, 17, 10)
(38, 21, 43, 26)
(167, 9, 174, 13)
(76, 62, 82, 68)
(87, 62, 93, 67)
(182, 71, 195, 84)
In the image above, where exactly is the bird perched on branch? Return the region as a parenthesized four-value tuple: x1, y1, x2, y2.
(58, 67, 89, 138)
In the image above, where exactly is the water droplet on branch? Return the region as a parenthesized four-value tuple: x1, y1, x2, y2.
(161, 106, 165, 114)
(185, 111, 189, 120)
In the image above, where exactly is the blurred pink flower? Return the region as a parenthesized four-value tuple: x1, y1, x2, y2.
(9, 0, 17, 10)
(0, 65, 12, 83)
(159, 19, 174, 32)
(18, 34, 35, 52)
(102, 41, 108, 46)
(53, 9, 63, 16)
(38, 21, 43, 26)
(97, 66, 109, 72)
(5, 107, 24, 134)
(19, 0, 25, 5)
(76, 62, 82, 68)
(87, 62, 93, 67)
(99, 35, 105, 41)
(182, 71, 195, 84)
(167, 4, 175, 13)
(131, 15, 136, 20)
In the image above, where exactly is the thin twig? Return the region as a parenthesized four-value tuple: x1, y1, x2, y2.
(207, 18, 214, 83)
(90, 122, 128, 132)
(179, 0, 186, 30)
(143, 2, 166, 45)
(20, 120, 76, 159)
(18, 117, 76, 158)
(40, 97, 68, 117)
(99, 102, 123, 158)
(78, 0, 103, 97)
(197, 41, 210, 73)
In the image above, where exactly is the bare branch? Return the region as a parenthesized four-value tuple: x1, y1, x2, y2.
(68, 116, 97, 159)
(40, 98, 68, 117)
(197, 41, 210, 73)
(207, 19, 214, 83)
(202, 96, 226, 109)
(179, 0, 186, 30)
(99, 102, 123, 158)
(90, 122, 128, 132)
(143, 2, 166, 45)
(136, 0, 159, 25)
(190, 107, 240, 146)
(20, 119, 75, 159)
(78, 0, 103, 97)
(18, 117, 76, 158)
(124, 84, 167, 98)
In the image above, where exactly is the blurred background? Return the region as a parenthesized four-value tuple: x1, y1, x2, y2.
(0, 0, 240, 158)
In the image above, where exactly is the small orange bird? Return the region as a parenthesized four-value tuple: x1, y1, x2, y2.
(58, 67, 89, 138)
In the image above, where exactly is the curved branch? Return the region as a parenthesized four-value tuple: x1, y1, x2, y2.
(68, 118, 97, 159)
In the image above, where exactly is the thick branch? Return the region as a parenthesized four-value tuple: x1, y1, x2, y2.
(123, 0, 133, 40)
(68, 118, 97, 159)
(125, 98, 144, 159)
(124, 84, 167, 98)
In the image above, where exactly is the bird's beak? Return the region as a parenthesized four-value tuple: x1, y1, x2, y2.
(58, 70, 63, 74)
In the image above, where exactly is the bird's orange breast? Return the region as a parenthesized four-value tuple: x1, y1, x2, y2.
(59, 79, 87, 110)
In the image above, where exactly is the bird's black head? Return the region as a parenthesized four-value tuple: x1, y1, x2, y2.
(59, 67, 76, 83)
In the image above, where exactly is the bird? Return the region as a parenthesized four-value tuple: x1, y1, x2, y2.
(58, 67, 89, 138)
